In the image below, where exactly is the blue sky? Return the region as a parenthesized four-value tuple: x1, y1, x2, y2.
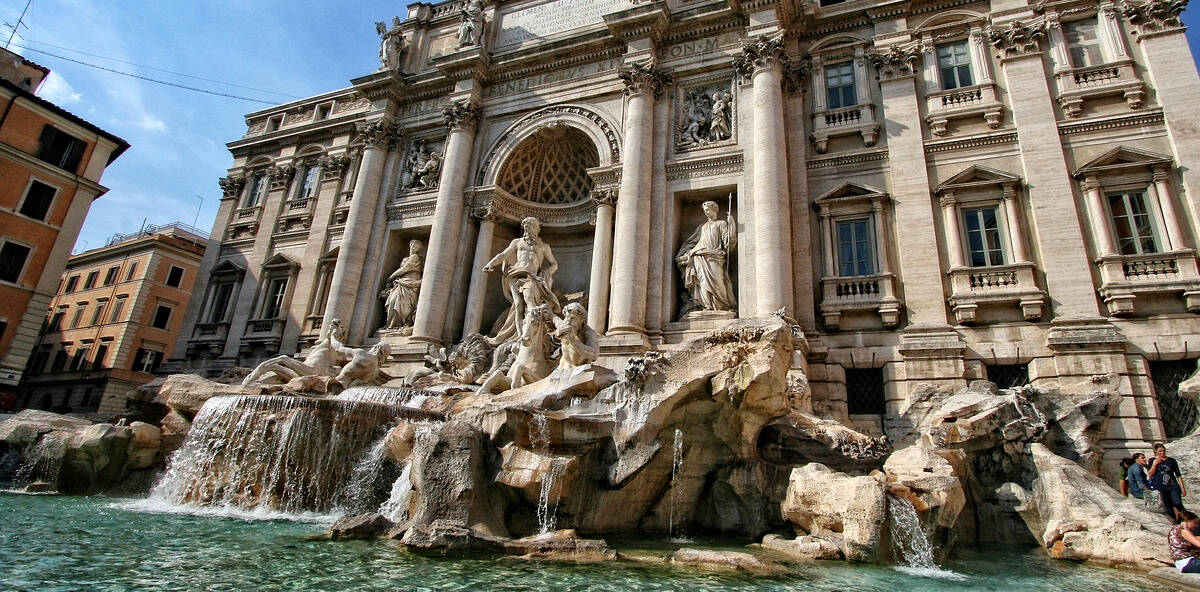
(3, 1, 1200, 254)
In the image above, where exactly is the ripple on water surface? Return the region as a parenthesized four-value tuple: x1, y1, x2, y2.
(0, 493, 1160, 592)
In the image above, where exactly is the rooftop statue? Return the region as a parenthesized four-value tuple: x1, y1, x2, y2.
(375, 17, 405, 71)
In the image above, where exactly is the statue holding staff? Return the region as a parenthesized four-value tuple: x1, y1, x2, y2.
(677, 199, 737, 316)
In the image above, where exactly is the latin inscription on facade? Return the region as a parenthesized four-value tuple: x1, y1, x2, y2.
(496, 0, 633, 48)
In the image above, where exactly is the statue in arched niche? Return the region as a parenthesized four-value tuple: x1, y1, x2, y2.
(380, 240, 423, 334)
(677, 200, 737, 317)
(483, 216, 560, 343)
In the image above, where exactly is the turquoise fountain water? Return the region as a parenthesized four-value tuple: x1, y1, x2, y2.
(0, 492, 1160, 592)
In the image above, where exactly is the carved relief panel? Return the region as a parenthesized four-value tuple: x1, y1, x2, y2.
(674, 76, 736, 154)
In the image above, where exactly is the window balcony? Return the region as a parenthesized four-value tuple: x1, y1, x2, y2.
(225, 205, 262, 241)
(925, 83, 1004, 136)
(192, 321, 230, 342)
(947, 262, 1046, 324)
(1096, 250, 1200, 316)
(275, 198, 314, 234)
(1055, 59, 1145, 118)
(811, 104, 879, 153)
(239, 318, 285, 355)
(819, 272, 902, 329)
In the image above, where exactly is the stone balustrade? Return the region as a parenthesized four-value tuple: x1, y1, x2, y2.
(925, 83, 1003, 136)
(1055, 59, 1145, 117)
(819, 272, 901, 329)
(811, 103, 879, 153)
(1097, 250, 1200, 315)
(947, 262, 1046, 324)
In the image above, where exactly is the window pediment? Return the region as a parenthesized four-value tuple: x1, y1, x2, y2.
(210, 260, 245, 279)
(935, 165, 1021, 194)
(814, 182, 888, 207)
(261, 253, 299, 272)
(1075, 146, 1172, 178)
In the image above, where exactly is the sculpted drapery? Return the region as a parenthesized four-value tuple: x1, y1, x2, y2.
(677, 200, 737, 316)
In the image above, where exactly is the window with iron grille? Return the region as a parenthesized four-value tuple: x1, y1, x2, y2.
(1149, 360, 1199, 439)
(986, 363, 1029, 390)
(846, 368, 886, 415)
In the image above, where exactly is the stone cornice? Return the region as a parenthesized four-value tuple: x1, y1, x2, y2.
(924, 132, 1019, 153)
(665, 153, 744, 180)
(805, 149, 888, 170)
(603, 2, 671, 44)
(1057, 110, 1165, 135)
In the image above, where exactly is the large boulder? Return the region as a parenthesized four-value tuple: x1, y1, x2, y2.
(407, 421, 509, 539)
(780, 463, 887, 561)
(126, 421, 162, 470)
(155, 374, 262, 418)
(1011, 443, 1173, 568)
(883, 445, 966, 549)
(0, 409, 92, 448)
(758, 533, 842, 560)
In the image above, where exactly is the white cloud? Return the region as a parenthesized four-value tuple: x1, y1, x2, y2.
(132, 113, 168, 132)
(36, 71, 82, 105)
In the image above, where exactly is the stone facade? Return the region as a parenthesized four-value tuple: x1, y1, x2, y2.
(169, 0, 1200, 469)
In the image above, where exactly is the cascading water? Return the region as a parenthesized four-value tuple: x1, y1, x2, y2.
(335, 386, 428, 407)
(667, 428, 690, 543)
(149, 394, 426, 516)
(530, 414, 565, 535)
(887, 495, 966, 580)
(378, 461, 413, 522)
(13, 431, 70, 489)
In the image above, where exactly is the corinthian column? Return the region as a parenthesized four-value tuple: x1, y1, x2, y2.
(736, 35, 794, 316)
(588, 188, 617, 332)
(462, 207, 499, 336)
(412, 100, 480, 344)
(608, 63, 669, 335)
(323, 119, 399, 327)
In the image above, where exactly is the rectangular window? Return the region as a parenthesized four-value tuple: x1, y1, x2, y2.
(70, 304, 87, 328)
(824, 62, 857, 109)
(69, 346, 90, 371)
(208, 283, 234, 323)
(1064, 18, 1104, 68)
(19, 180, 56, 221)
(133, 348, 163, 373)
(93, 344, 109, 369)
(0, 241, 32, 283)
(90, 300, 107, 326)
(64, 274, 79, 293)
(103, 266, 119, 286)
(267, 115, 283, 132)
(36, 125, 86, 172)
(244, 175, 268, 208)
(50, 350, 67, 372)
(937, 41, 974, 90)
(29, 350, 49, 375)
(109, 296, 127, 323)
(836, 218, 875, 277)
(316, 104, 332, 121)
(846, 368, 886, 415)
(82, 387, 97, 409)
(84, 270, 98, 289)
(986, 363, 1029, 389)
(166, 265, 184, 288)
(47, 311, 65, 332)
(963, 206, 1006, 267)
(1109, 191, 1159, 255)
(125, 261, 139, 281)
(295, 166, 320, 200)
(263, 278, 288, 319)
(151, 304, 172, 329)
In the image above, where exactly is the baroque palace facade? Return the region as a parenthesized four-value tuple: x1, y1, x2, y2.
(170, 0, 1200, 463)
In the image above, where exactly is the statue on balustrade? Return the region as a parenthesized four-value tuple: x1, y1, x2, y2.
(380, 239, 424, 334)
(457, 0, 485, 48)
(375, 17, 405, 71)
(483, 216, 560, 343)
(405, 140, 443, 190)
(241, 319, 349, 385)
(677, 200, 738, 317)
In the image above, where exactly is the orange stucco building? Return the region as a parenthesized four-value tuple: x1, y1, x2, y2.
(0, 48, 128, 407)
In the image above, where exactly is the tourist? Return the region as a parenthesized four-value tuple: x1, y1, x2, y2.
(1128, 453, 1151, 500)
(1120, 457, 1133, 497)
(1149, 442, 1188, 523)
(1168, 510, 1200, 573)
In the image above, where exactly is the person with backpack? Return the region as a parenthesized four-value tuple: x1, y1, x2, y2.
(1149, 442, 1188, 523)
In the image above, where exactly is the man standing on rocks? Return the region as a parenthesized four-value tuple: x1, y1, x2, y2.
(1149, 443, 1188, 522)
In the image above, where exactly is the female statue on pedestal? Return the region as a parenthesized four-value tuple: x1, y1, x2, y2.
(677, 200, 737, 317)
(380, 239, 424, 334)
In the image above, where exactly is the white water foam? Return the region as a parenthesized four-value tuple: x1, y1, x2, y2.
(887, 495, 967, 581)
(116, 497, 340, 524)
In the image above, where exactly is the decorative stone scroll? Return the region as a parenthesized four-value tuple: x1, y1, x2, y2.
(988, 20, 1046, 59)
(357, 120, 403, 149)
(618, 61, 672, 99)
(266, 165, 296, 190)
(1123, 0, 1188, 36)
(868, 45, 920, 81)
(317, 155, 351, 181)
(591, 187, 618, 207)
(442, 100, 481, 131)
(218, 175, 245, 199)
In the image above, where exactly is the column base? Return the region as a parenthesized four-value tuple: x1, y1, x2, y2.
(600, 330, 651, 355)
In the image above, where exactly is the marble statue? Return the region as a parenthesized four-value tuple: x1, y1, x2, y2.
(334, 342, 391, 388)
(380, 239, 423, 333)
(375, 17, 404, 71)
(483, 216, 560, 343)
(677, 200, 738, 316)
(709, 90, 732, 141)
(553, 302, 599, 369)
(479, 304, 555, 393)
(405, 141, 443, 190)
(403, 333, 494, 386)
(457, 0, 485, 47)
(241, 319, 349, 385)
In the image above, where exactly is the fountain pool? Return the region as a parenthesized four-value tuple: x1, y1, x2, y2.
(0, 492, 1160, 592)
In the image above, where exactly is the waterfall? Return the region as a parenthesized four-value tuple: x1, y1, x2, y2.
(887, 495, 966, 580)
(148, 394, 421, 516)
(335, 386, 428, 407)
(530, 414, 565, 535)
(378, 461, 413, 522)
(667, 428, 690, 543)
(13, 431, 70, 490)
(340, 437, 399, 514)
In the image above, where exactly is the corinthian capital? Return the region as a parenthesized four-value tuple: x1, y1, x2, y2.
(868, 45, 920, 80)
(357, 120, 403, 149)
(733, 34, 789, 80)
(591, 187, 618, 207)
(988, 20, 1046, 59)
(317, 155, 351, 180)
(1123, 0, 1189, 36)
(266, 164, 296, 190)
(218, 175, 245, 198)
(442, 100, 481, 131)
(617, 61, 671, 99)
